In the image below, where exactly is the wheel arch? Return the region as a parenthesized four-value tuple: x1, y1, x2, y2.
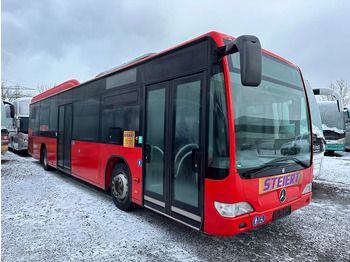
(104, 155, 131, 192)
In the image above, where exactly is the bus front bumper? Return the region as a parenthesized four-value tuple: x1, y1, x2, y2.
(204, 192, 312, 237)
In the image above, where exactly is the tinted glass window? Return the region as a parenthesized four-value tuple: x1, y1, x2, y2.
(40, 100, 50, 132)
(73, 98, 99, 141)
(106, 68, 137, 90)
(50, 96, 58, 135)
(32, 102, 40, 133)
(208, 72, 229, 169)
(101, 91, 140, 144)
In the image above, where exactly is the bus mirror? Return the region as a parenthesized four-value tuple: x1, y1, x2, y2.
(4, 102, 15, 118)
(219, 35, 262, 87)
(10, 105, 15, 118)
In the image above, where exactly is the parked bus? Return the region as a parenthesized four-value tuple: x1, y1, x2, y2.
(314, 88, 346, 153)
(1, 99, 9, 155)
(345, 108, 350, 151)
(4, 97, 31, 152)
(304, 82, 325, 178)
(28, 32, 313, 236)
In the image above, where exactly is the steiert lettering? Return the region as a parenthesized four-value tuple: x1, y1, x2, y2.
(259, 171, 303, 194)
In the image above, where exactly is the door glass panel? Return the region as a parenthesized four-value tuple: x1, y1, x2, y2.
(64, 105, 72, 169)
(173, 80, 201, 207)
(145, 88, 165, 196)
(57, 106, 64, 167)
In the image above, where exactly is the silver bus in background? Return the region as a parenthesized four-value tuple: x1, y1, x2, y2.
(345, 107, 350, 151)
(4, 97, 32, 152)
(314, 88, 346, 153)
(305, 82, 325, 178)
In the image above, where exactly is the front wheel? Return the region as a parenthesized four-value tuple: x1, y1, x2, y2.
(110, 163, 133, 211)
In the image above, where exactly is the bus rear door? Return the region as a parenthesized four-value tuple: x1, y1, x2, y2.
(57, 104, 72, 171)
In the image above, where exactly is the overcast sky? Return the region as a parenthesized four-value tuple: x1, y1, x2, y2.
(2, 0, 350, 94)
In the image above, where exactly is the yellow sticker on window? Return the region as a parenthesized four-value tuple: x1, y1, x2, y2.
(123, 131, 135, 148)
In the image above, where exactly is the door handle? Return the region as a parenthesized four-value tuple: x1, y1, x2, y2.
(191, 148, 200, 173)
(144, 144, 151, 163)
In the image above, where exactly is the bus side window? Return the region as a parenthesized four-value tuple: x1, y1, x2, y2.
(208, 72, 229, 169)
(102, 92, 140, 145)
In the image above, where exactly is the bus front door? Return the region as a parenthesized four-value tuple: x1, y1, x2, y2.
(57, 104, 72, 172)
(144, 73, 204, 229)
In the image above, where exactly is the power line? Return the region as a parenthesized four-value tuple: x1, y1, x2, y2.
(2, 68, 38, 88)
(2, 85, 36, 90)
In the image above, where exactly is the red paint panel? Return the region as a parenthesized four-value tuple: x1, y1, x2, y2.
(46, 138, 57, 168)
(28, 135, 57, 168)
(71, 141, 101, 187)
(204, 168, 313, 236)
(99, 144, 143, 205)
(31, 79, 80, 103)
(241, 167, 313, 212)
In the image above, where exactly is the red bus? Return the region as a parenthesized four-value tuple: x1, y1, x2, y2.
(28, 31, 313, 236)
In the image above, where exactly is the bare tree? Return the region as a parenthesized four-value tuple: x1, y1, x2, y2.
(36, 83, 54, 94)
(328, 79, 350, 107)
(1, 80, 33, 102)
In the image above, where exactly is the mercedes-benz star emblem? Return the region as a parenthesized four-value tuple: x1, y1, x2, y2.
(279, 189, 286, 203)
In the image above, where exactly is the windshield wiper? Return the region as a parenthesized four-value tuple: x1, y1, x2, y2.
(242, 164, 279, 179)
(265, 156, 309, 168)
(242, 157, 309, 179)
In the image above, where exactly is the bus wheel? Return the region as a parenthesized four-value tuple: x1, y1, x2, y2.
(110, 163, 133, 211)
(41, 147, 50, 171)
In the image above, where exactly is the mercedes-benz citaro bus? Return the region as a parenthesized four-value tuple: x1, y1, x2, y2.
(28, 32, 313, 236)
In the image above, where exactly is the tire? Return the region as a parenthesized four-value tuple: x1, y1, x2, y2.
(110, 163, 133, 211)
(41, 147, 50, 171)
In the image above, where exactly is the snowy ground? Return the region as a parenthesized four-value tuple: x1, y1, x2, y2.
(1, 151, 350, 261)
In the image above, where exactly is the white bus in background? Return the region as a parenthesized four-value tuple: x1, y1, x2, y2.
(305, 82, 325, 178)
(345, 107, 350, 151)
(314, 88, 346, 153)
(4, 97, 32, 152)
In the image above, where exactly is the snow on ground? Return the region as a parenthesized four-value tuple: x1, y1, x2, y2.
(1, 151, 350, 261)
(315, 151, 350, 187)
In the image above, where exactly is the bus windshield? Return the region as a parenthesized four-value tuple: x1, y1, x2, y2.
(318, 101, 345, 134)
(228, 53, 312, 178)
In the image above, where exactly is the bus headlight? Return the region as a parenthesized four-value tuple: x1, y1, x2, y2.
(214, 201, 254, 218)
(302, 183, 312, 194)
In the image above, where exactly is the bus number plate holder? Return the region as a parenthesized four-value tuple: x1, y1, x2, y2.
(273, 206, 291, 221)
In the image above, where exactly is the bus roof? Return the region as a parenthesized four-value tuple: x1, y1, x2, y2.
(31, 31, 299, 104)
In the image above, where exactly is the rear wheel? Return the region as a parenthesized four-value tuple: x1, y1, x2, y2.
(110, 163, 133, 211)
(41, 147, 50, 171)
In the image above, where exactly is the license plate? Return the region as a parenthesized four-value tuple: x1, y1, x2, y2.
(273, 206, 291, 221)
